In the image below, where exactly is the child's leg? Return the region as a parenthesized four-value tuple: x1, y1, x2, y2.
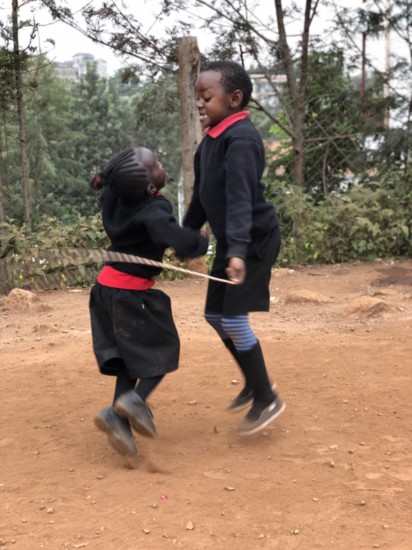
(94, 359, 137, 456)
(135, 375, 165, 400)
(205, 311, 250, 387)
(205, 311, 268, 411)
(221, 315, 274, 401)
(220, 316, 284, 426)
(220, 316, 285, 434)
(112, 360, 137, 405)
(114, 374, 162, 438)
(234, 339, 285, 435)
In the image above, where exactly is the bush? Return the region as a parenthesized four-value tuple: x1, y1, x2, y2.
(0, 214, 194, 291)
(1, 169, 411, 292)
(266, 171, 412, 265)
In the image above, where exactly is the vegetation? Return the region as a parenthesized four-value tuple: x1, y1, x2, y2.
(0, 0, 411, 291)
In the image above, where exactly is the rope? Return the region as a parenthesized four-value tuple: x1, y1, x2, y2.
(80, 249, 236, 285)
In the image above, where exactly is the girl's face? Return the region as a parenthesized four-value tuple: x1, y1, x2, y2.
(139, 148, 166, 191)
(151, 158, 166, 191)
(195, 70, 242, 128)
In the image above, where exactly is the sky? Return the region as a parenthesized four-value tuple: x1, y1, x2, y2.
(2, 0, 397, 76)
(7, 0, 376, 75)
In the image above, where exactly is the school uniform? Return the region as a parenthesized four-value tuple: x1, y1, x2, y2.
(183, 112, 281, 315)
(90, 188, 208, 379)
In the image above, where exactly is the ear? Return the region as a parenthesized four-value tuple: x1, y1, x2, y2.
(146, 183, 157, 196)
(230, 90, 243, 109)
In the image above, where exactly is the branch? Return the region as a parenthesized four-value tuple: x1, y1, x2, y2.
(250, 97, 294, 138)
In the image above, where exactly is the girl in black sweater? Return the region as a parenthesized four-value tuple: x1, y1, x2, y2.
(90, 146, 208, 456)
(184, 60, 285, 435)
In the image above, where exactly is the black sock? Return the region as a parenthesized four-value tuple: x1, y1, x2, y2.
(135, 375, 165, 401)
(222, 338, 249, 389)
(237, 342, 276, 407)
(112, 360, 137, 405)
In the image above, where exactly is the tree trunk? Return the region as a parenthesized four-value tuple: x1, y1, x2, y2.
(0, 175, 4, 222)
(291, 93, 306, 188)
(176, 36, 202, 212)
(0, 259, 11, 295)
(176, 37, 208, 274)
(275, 0, 316, 188)
(12, 0, 31, 227)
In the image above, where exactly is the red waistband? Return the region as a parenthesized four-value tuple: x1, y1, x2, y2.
(97, 265, 155, 290)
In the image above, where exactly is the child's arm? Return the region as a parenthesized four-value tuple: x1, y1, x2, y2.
(183, 192, 207, 231)
(141, 200, 208, 259)
(224, 137, 264, 260)
(183, 151, 207, 230)
(226, 257, 246, 285)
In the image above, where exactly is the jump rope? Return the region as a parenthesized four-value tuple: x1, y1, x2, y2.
(65, 248, 237, 285)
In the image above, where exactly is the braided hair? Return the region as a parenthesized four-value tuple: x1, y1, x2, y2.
(90, 147, 151, 200)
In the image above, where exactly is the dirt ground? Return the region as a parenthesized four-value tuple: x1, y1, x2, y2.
(1, 259, 411, 550)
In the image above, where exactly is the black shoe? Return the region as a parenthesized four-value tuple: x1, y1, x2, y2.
(94, 407, 137, 456)
(228, 381, 277, 413)
(236, 397, 286, 435)
(114, 391, 156, 438)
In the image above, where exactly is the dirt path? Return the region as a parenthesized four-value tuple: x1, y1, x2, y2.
(1, 259, 411, 549)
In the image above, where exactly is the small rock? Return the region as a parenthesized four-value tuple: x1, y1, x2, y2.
(185, 521, 195, 530)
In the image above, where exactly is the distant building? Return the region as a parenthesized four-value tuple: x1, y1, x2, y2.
(249, 72, 287, 108)
(55, 53, 108, 81)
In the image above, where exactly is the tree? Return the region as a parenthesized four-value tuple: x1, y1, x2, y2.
(19, 0, 412, 198)
(39, 0, 326, 189)
(11, 0, 31, 225)
(0, 47, 16, 221)
(126, 71, 184, 214)
(331, 0, 412, 175)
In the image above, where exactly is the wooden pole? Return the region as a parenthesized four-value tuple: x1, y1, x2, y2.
(176, 36, 202, 214)
(176, 37, 208, 274)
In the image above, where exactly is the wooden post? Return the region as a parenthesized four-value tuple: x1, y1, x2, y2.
(176, 37, 208, 275)
(0, 259, 11, 295)
(176, 36, 202, 213)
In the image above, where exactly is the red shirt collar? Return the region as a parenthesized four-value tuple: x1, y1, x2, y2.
(205, 111, 250, 138)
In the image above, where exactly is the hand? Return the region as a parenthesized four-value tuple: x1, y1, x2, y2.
(200, 225, 211, 239)
(226, 257, 246, 285)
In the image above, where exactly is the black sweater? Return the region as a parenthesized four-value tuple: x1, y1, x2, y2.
(183, 117, 278, 259)
(101, 187, 208, 278)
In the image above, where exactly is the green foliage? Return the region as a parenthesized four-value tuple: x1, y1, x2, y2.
(266, 48, 394, 199)
(1, 164, 411, 292)
(0, 214, 108, 289)
(0, 214, 195, 289)
(127, 72, 182, 212)
(266, 169, 412, 265)
(1, 57, 183, 224)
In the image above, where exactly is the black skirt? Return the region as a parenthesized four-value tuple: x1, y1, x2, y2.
(89, 283, 180, 378)
(205, 227, 281, 316)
